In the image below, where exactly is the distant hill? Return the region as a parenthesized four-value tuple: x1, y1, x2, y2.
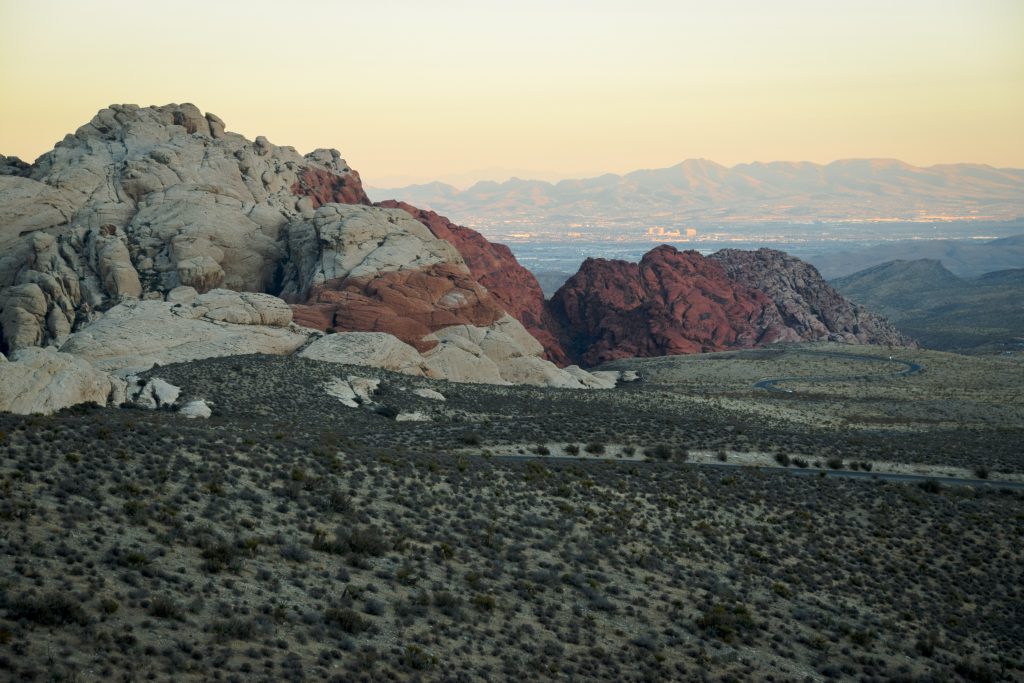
(832, 260, 1024, 353)
(371, 158, 1024, 226)
(810, 235, 1024, 279)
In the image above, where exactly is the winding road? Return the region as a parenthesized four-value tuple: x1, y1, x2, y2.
(486, 455, 1024, 490)
(479, 350, 1023, 490)
(752, 349, 923, 393)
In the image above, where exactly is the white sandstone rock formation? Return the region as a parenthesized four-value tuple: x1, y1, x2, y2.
(178, 399, 212, 419)
(413, 388, 446, 401)
(323, 376, 381, 408)
(280, 204, 462, 298)
(298, 315, 616, 389)
(396, 411, 431, 422)
(0, 347, 123, 414)
(299, 332, 428, 376)
(59, 291, 310, 374)
(0, 103, 614, 393)
(1, 103, 365, 352)
(126, 377, 181, 410)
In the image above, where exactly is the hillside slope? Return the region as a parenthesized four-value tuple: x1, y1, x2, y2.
(833, 260, 1024, 352)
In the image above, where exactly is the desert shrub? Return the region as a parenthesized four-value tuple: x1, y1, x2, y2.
(280, 543, 311, 563)
(460, 432, 482, 446)
(716, 450, 728, 462)
(645, 444, 672, 461)
(149, 595, 183, 620)
(918, 479, 942, 494)
(6, 592, 89, 626)
(697, 602, 756, 643)
(99, 598, 120, 615)
(327, 489, 351, 513)
(201, 541, 242, 573)
(345, 526, 389, 556)
(792, 457, 809, 468)
(532, 445, 550, 456)
(973, 466, 989, 480)
(432, 591, 462, 616)
(211, 617, 258, 641)
(913, 633, 938, 657)
(826, 457, 844, 470)
(402, 644, 437, 671)
(564, 444, 580, 455)
(774, 452, 791, 466)
(584, 442, 606, 455)
(472, 594, 496, 611)
(325, 607, 372, 634)
(374, 405, 399, 419)
(954, 659, 998, 683)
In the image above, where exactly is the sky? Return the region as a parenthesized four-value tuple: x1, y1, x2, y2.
(1, 0, 1022, 188)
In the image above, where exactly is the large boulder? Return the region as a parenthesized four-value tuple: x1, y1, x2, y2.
(299, 332, 428, 376)
(296, 316, 608, 388)
(0, 103, 367, 352)
(0, 347, 122, 414)
(59, 292, 310, 374)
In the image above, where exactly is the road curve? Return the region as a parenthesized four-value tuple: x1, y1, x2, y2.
(485, 454, 1023, 490)
(753, 349, 923, 393)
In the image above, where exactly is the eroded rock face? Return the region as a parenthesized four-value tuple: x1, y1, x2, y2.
(709, 248, 915, 347)
(0, 103, 365, 353)
(0, 347, 122, 415)
(296, 316, 610, 388)
(549, 246, 794, 366)
(298, 332, 427, 376)
(282, 203, 509, 351)
(59, 291, 310, 374)
(376, 200, 569, 364)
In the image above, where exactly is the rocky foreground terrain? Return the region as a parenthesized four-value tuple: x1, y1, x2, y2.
(0, 344, 1022, 681)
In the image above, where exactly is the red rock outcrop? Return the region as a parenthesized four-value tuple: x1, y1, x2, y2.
(376, 200, 569, 364)
(709, 248, 915, 347)
(292, 167, 371, 208)
(290, 263, 506, 352)
(548, 245, 796, 366)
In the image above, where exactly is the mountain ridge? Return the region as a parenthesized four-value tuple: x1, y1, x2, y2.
(371, 157, 1024, 226)
(832, 259, 1024, 352)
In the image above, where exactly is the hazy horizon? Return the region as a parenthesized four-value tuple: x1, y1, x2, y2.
(367, 157, 1024, 191)
(2, 0, 1022, 187)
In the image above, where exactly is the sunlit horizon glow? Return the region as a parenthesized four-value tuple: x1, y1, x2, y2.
(1, 0, 1022, 187)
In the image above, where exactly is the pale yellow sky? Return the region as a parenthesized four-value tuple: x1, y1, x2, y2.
(1, 0, 1022, 186)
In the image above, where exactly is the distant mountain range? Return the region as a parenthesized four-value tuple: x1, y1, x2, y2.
(832, 259, 1024, 352)
(370, 159, 1024, 226)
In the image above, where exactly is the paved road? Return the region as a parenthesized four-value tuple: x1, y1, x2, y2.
(486, 454, 1024, 490)
(752, 349, 923, 393)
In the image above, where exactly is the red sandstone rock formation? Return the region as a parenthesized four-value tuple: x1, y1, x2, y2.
(548, 245, 796, 366)
(290, 263, 506, 352)
(376, 200, 570, 364)
(709, 248, 915, 347)
(292, 168, 370, 208)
